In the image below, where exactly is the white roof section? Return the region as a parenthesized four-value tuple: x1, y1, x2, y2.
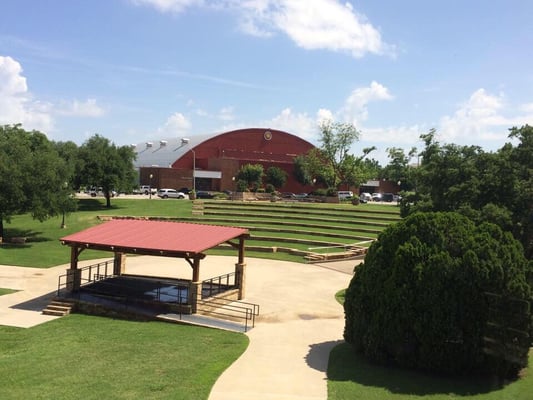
(132, 134, 214, 168)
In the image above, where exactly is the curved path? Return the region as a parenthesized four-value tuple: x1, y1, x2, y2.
(205, 257, 356, 400)
(0, 256, 357, 399)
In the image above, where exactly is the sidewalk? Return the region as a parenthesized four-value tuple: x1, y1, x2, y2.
(0, 256, 359, 399)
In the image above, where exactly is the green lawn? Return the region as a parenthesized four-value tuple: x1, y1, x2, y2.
(0, 198, 194, 268)
(0, 288, 17, 296)
(0, 314, 248, 400)
(328, 344, 533, 400)
(0, 197, 389, 267)
(330, 289, 533, 400)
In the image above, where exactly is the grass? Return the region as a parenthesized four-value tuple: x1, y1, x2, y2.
(335, 289, 346, 305)
(330, 287, 533, 399)
(0, 197, 395, 267)
(0, 288, 18, 296)
(0, 314, 248, 400)
(0, 198, 193, 268)
(328, 344, 533, 400)
(1, 198, 532, 399)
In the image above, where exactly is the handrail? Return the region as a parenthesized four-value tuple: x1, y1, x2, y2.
(202, 272, 238, 299)
(57, 260, 115, 296)
(196, 297, 259, 332)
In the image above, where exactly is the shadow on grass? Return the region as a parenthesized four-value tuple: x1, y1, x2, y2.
(1, 228, 52, 246)
(328, 342, 506, 396)
(77, 198, 126, 212)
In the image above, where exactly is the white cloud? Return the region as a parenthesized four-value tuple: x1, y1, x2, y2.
(438, 88, 533, 143)
(159, 112, 192, 134)
(266, 0, 390, 57)
(317, 108, 334, 125)
(57, 98, 105, 117)
(260, 107, 326, 140)
(0, 55, 53, 132)
(520, 102, 533, 113)
(130, 0, 203, 13)
(360, 125, 423, 145)
(131, 0, 393, 58)
(340, 81, 393, 125)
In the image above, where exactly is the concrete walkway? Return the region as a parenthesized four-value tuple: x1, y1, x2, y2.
(0, 255, 359, 399)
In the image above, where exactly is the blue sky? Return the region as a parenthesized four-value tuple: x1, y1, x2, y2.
(1, 0, 532, 165)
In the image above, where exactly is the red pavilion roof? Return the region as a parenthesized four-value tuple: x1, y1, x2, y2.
(60, 219, 249, 257)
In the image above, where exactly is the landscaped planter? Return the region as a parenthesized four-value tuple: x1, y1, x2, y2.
(324, 196, 340, 204)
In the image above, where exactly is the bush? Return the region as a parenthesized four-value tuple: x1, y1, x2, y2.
(344, 212, 532, 379)
(326, 188, 337, 197)
(235, 179, 248, 192)
(311, 188, 328, 196)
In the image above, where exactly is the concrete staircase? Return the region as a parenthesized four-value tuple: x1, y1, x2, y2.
(42, 298, 76, 317)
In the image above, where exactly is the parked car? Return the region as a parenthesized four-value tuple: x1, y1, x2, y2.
(157, 188, 186, 199)
(293, 193, 309, 200)
(281, 192, 295, 199)
(196, 191, 214, 199)
(89, 187, 117, 197)
(359, 192, 372, 202)
(372, 193, 382, 201)
(177, 187, 190, 194)
(382, 193, 394, 202)
(337, 191, 353, 200)
(133, 185, 157, 195)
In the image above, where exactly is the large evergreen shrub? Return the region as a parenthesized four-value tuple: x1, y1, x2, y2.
(344, 212, 532, 378)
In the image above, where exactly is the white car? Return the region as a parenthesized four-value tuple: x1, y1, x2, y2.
(372, 193, 383, 201)
(359, 192, 372, 202)
(157, 188, 186, 199)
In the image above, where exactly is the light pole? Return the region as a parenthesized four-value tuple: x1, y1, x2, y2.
(149, 173, 153, 199)
(60, 181, 68, 229)
(181, 138, 196, 193)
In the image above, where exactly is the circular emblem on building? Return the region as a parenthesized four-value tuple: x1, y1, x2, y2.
(264, 130, 272, 141)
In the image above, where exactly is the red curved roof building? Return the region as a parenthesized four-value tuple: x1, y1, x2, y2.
(132, 128, 316, 193)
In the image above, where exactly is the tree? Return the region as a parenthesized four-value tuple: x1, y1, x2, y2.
(236, 164, 264, 192)
(0, 124, 72, 237)
(265, 166, 287, 190)
(402, 126, 533, 258)
(295, 121, 374, 190)
(294, 148, 332, 186)
(53, 140, 82, 190)
(380, 146, 417, 190)
(507, 125, 533, 259)
(77, 135, 136, 208)
(344, 212, 532, 379)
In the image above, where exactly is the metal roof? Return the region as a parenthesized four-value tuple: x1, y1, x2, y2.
(60, 219, 249, 257)
(132, 133, 216, 168)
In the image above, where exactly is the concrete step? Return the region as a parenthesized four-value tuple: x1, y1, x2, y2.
(42, 299, 76, 316)
(42, 309, 68, 316)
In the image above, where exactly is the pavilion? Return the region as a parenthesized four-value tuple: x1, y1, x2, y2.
(59, 219, 250, 313)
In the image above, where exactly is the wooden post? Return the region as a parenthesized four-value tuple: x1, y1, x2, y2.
(66, 246, 81, 292)
(235, 262, 246, 300)
(235, 236, 246, 299)
(113, 252, 126, 276)
(190, 257, 202, 313)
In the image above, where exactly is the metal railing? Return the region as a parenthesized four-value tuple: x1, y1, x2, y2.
(202, 272, 238, 299)
(196, 297, 260, 332)
(57, 260, 115, 296)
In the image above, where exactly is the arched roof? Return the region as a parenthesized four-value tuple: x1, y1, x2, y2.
(132, 134, 212, 168)
(132, 128, 314, 168)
